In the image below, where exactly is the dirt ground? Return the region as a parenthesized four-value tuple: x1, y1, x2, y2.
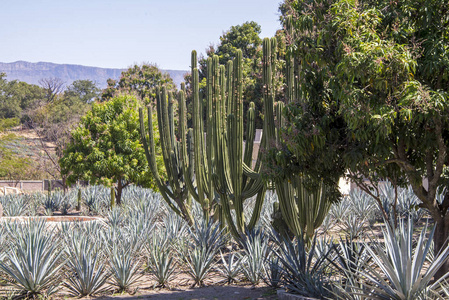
(47, 272, 280, 300)
(98, 285, 278, 300)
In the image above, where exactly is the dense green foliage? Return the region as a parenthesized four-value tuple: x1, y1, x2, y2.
(60, 94, 163, 204)
(102, 64, 176, 103)
(270, 0, 449, 277)
(0, 73, 45, 121)
(64, 79, 100, 104)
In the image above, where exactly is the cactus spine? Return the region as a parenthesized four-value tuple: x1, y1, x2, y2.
(262, 37, 331, 240)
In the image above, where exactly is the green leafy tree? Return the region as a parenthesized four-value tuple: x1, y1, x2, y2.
(60, 94, 163, 204)
(64, 79, 100, 104)
(0, 73, 45, 120)
(101, 64, 175, 103)
(271, 0, 449, 278)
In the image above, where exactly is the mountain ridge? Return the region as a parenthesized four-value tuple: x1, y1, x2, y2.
(0, 61, 187, 89)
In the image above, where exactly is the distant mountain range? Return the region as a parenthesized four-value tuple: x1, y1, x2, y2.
(0, 61, 188, 89)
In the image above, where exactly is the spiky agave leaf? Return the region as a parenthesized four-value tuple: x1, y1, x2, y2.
(329, 239, 371, 300)
(0, 220, 63, 296)
(109, 245, 142, 292)
(181, 246, 217, 287)
(218, 250, 243, 284)
(0, 194, 28, 216)
(188, 219, 226, 254)
(125, 209, 156, 252)
(264, 253, 283, 289)
(107, 206, 126, 228)
(355, 218, 449, 299)
(240, 229, 270, 285)
(274, 232, 333, 299)
(178, 219, 226, 287)
(164, 212, 188, 243)
(63, 234, 110, 296)
(146, 232, 176, 287)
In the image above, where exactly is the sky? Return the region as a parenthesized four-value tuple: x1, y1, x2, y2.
(0, 0, 282, 71)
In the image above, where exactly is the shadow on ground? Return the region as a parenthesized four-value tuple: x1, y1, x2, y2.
(97, 285, 278, 300)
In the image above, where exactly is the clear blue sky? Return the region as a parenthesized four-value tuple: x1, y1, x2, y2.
(0, 0, 282, 71)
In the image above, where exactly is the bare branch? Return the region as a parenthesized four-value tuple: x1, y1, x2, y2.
(38, 77, 65, 104)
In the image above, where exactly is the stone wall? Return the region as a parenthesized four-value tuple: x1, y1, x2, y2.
(0, 180, 65, 193)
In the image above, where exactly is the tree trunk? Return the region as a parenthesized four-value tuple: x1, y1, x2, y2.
(116, 180, 123, 206)
(434, 215, 449, 280)
(62, 177, 67, 194)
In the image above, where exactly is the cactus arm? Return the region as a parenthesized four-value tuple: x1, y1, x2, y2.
(220, 192, 241, 238)
(160, 89, 184, 196)
(156, 87, 175, 187)
(243, 102, 256, 170)
(247, 187, 267, 229)
(138, 107, 181, 216)
(275, 102, 284, 145)
(242, 163, 260, 179)
(168, 92, 176, 151)
(192, 62, 207, 201)
(241, 177, 265, 199)
(277, 178, 302, 237)
(231, 51, 245, 232)
(179, 89, 200, 201)
(262, 37, 332, 240)
(263, 36, 301, 237)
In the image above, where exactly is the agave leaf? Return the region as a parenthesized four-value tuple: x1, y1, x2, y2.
(0, 220, 62, 295)
(351, 218, 449, 299)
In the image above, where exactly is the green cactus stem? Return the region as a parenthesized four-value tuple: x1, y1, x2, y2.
(139, 86, 194, 226)
(200, 51, 267, 239)
(262, 37, 332, 241)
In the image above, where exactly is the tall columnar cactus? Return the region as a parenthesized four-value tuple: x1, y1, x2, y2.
(200, 51, 267, 238)
(179, 51, 217, 221)
(139, 87, 194, 225)
(262, 37, 332, 240)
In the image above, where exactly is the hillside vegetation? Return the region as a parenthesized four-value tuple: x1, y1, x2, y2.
(0, 63, 175, 181)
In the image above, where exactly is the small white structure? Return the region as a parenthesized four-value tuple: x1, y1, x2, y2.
(0, 186, 19, 195)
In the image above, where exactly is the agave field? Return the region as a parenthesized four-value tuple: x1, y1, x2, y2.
(0, 184, 449, 299)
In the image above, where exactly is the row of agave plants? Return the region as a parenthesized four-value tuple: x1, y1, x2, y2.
(1, 185, 449, 299)
(0, 185, 123, 217)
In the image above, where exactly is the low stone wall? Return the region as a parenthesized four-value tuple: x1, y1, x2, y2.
(0, 180, 64, 193)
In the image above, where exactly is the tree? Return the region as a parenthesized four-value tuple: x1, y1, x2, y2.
(0, 73, 45, 120)
(215, 21, 262, 65)
(101, 63, 175, 104)
(39, 77, 65, 104)
(271, 0, 449, 278)
(60, 94, 162, 205)
(64, 80, 100, 104)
